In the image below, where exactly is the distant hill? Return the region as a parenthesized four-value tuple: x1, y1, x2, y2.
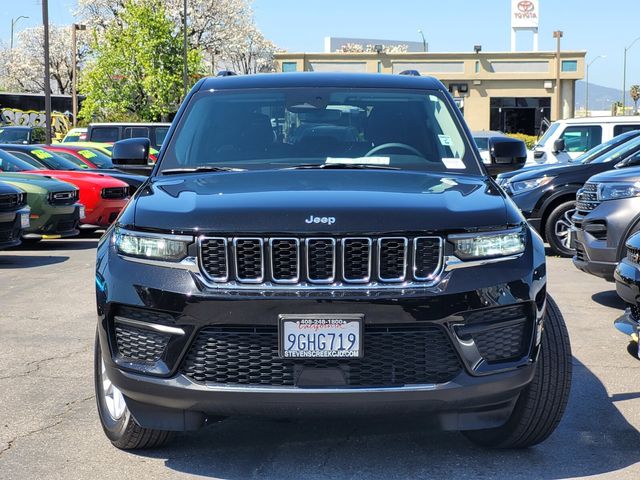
(574, 81, 636, 111)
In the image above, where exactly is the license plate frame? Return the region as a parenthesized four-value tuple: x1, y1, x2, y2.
(20, 213, 30, 229)
(278, 314, 364, 359)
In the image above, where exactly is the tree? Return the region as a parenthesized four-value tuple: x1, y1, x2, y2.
(0, 25, 88, 94)
(631, 85, 640, 114)
(79, 0, 204, 122)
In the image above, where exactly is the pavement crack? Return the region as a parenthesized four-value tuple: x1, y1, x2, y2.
(0, 347, 89, 381)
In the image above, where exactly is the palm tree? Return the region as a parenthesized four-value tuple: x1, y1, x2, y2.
(631, 85, 640, 114)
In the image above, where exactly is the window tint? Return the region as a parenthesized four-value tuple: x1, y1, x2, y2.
(91, 127, 119, 143)
(613, 125, 640, 136)
(0, 150, 38, 171)
(54, 151, 91, 169)
(474, 137, 489, 150)
(124, 126, 150, 139)
(154, 127, 169, 148)
(561, 125, 602, 153)
(7, 151, 43, 166)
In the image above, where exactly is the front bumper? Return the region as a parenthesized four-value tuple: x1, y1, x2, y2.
(82, 198, 127, 227)
(96, 228, 547, 431)
(23, 203, 81, 240)
(0, 206, 29, 249)
(614, 258, 640, 304)
(572, 198, 640, 281)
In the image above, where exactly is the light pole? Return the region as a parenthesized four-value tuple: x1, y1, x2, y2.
(553, 31, 563, 121)
(585, 55, 606, 117)
(42, 0, 52, 145)
(622, 36, 640, 115)
(71, 24, 86, 127)
(10, 16, 29, 50)
(418, 29, 427, 52)
(183, 0, 188, 97)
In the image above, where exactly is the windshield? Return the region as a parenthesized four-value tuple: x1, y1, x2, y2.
(474, 137, 489, 150)
(76, 148, 114, 168)
(587, 135, 640, 164)
(0, 128, 29, 144)
(4, 148, 81, 170)
(571, 132, 640, 164)
(536, 122, 560, 147)
(0, 150, 38, 172)
(160, 88, 480, 175)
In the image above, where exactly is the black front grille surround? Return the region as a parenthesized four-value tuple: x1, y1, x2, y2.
(0, 193, 23, 211)
(48, 190, 78, 206)
(114, 323, 170, 362)
(181, 324, 462, 387)
(627, 246, 640, 264)
(199, 235, 444, 286)
(102, 187, 129, 199)
(576, 182, 600, 214)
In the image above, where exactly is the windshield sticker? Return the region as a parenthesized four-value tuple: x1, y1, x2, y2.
(326, 157, 390, 165)
(438, 134, 452, 146)
(78, 149, 97, 158)
(32, 149, 53, 160)
(442, 157, 466, 169)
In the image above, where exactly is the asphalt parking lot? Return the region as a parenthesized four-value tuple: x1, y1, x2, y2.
(1, 238, 640, 479)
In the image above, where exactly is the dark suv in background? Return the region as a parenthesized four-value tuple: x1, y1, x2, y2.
(87, 122, 170, 150)
(0, 181, 29, 249)
(94, 73, 571, 451)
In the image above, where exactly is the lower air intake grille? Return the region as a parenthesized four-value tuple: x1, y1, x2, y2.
(114, 323, 170, 362)
(181, 324, 462, 386)
(473, 321, 529, 362)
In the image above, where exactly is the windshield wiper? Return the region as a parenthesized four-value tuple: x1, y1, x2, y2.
(283, 163, 400, 171)
(161, 166, 246, 175)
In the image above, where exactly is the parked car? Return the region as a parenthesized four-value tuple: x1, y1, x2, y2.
(613, 231, 640, 356)
(87, 122, 170, 150)
(41, 145, 148, 193)
(572, 166, 640, 281)
(472, 131, 527, 176)
(497, 129, 640, 187)
(0, 145, 130, 230)
(528, 116, 640, 166)
(0, 126, 46, 144)
(61, 127, 88, 143)
(62, 141, 114, 157)
(0, 151, 82, 240)
(500, 131, 640, 257)
(94, 73, 571, 450)
(63, 141, 159, 172)
(0, 181, 30, 249)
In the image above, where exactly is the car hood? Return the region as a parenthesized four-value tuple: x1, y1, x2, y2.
(497, 164, 549, 182)
(131, 170, 510, 233)
(26, 169, 129, 189)
(587, 165, 640, 184)
(506, 163, 582, 183)
(0, 180, 23, 195)
(0, 172, 77, 193)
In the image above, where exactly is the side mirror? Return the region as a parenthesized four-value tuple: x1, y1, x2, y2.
(112, 138, 150, 166)
(553, 138, 565, 153)
(484, 137, 527, 177)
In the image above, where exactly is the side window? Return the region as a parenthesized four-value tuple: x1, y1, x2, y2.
(124, 127, 150, 139)
(561, 125, 602, 153)
(91, 127, 120, 143)
(613, 125, 640, 136)
(154, 127, 169, 148)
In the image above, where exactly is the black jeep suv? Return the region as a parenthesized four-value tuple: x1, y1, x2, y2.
(94, 73, 571, 450)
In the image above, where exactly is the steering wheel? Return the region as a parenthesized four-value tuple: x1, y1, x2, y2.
(365, 143, 423, 157)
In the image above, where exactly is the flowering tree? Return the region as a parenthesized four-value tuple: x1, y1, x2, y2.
(0, 25, 88, 94)
(336, 43, 409, 54)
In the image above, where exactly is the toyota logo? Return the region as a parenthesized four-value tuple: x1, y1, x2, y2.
(518, 1, 535, 12)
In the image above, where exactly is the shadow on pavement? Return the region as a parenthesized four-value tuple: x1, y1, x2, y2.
(591, 290, 628, 310)
(0, 254, 69, 269)
(131, 357, 640, 479)
(13, 238, 99, 252)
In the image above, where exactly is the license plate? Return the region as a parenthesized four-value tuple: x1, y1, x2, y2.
(79, 205, 86, 219)
(279, 314, 363, 359)
(20, 213, 30, 229)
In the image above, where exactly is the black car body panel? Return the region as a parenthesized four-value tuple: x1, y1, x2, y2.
(96, 73, 549, 433)
(0, 181, 29, 249)
(613, 232, 640, 345)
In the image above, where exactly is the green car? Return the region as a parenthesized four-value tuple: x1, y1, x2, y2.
(0, 171, 83, 240)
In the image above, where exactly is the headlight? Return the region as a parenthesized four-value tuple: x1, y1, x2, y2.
(449, 226, 527, 259)
(510, 176, 555, 194)
(114, 228, 191, 261)
(598, 182, 640, 201)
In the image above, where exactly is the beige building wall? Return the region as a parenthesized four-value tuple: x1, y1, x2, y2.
(275, 51, 586, 133)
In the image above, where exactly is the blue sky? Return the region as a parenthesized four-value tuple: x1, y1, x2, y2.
(1, 0, 638, 90)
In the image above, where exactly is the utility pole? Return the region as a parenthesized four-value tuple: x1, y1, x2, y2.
(622, 36, 640, 115)
(418, 29, 427, 52)
(586, 55, 606, 117)
(553, 31, 563, 121)
(183, 0, 188, 97)
(42, 0, 52, 145)
(10, 16, 29, 50)
(71, 24, 86, 127)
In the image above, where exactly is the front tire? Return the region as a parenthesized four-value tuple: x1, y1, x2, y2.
(463, 295, 572, 448)
(94, 332, 173, 449)
(545, 201, 576, 257)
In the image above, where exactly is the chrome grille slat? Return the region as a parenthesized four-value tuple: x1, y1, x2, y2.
(199, 235, 443, 286)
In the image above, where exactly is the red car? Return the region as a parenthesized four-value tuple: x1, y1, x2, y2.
(0, 146, 130, 229)
(44, 145, 113, 169)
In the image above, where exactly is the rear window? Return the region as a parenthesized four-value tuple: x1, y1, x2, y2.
(155, 127, 169, 148)
(161, 88, 480, 175)
(613, 124, 640, 136)
(91, 127, 119, 143)
(124, 126, 150, 139)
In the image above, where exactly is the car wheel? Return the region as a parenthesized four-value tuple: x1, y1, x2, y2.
(545, 201, 576, 257)
(94, 331, 173, 449)
(463, 295, 572, 449)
